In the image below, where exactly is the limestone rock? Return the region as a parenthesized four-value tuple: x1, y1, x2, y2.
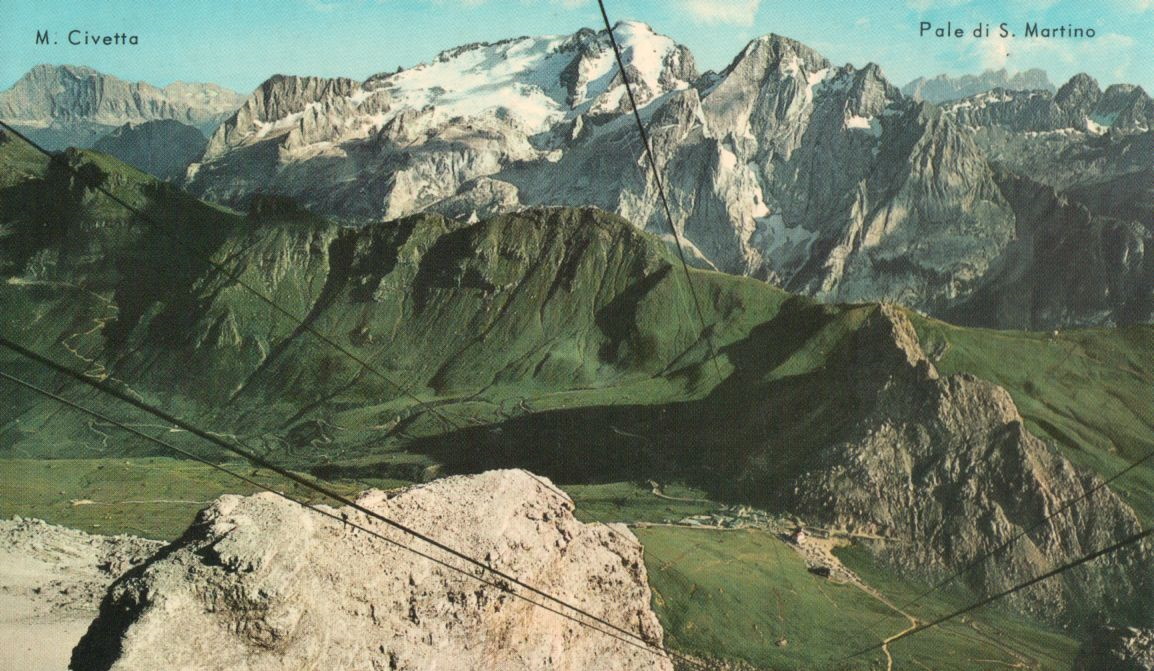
(0, 64, 242, 149)
(776, 305, 1153, 626)
(72, 470, 672, 671)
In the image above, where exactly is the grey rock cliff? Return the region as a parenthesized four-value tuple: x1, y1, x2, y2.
(776, 305, 1153, 627)
(72, 470, 672, 671)
(0, 64, 243, 149)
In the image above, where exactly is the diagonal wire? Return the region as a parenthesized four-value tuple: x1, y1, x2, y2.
(594, 1, 726, 385)
(842, 524, 1154, 661)
(0, 368, 700, 667)
(0, 335, 711, 670)
(0, 119, 464, 436)
(850, 330, 1154, 651)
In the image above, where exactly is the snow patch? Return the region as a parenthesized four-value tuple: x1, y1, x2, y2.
(1085, 117, 1107, 135)
(845, 114, 881, 137)
(757, 214, 818, 271)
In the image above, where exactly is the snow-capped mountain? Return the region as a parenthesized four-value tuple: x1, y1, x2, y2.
(188, 22, 696, 219)
(0, 65, 244, 149)
(180, 23, 1151, 329)
(902, 68, 1054, 104)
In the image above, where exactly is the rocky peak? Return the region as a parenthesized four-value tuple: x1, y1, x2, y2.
(846, 63, 898, 117)
(72, 470, 673, 671)
(201, 74, 362, 161)
(902, 68, 1055, 103)
(1094, 84, 1154, 131)
(1055, 72, 1102, 111)
(249, 75, 360, 123)
(777, 305, 1149, 628)
(744, 34, 831, 77)
(846, 304, 937, 378)
(0, 64, 242, 141)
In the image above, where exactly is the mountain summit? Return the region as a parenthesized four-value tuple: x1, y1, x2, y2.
(902, 68, 1055, 103)
(0, 64, 243, 149)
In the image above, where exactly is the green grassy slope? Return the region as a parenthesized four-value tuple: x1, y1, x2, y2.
(913, 317, 1154, 520)
(640, 526, 1079, 671)
(0, 142, 1148, 670)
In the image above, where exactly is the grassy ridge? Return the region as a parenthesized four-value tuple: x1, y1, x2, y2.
(913, 316, 1154, 520)
(638, 526, 1078, 671)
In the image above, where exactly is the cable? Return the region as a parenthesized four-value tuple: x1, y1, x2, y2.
(842, 524, 1154, 661)
(3, 102, 718, 668)
(0, 369, 698, 666)
(0, 119, 464, 437)
(0, 336, 711, 669)
(849, 331, 1154, 649)
(894, 443, 1154, 615)
(594, 1, 726, 385)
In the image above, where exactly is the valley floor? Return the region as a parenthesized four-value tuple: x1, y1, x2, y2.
(0, 458, 1082, 670)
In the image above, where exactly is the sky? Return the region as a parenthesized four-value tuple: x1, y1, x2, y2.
(2, 0, 1152, 95)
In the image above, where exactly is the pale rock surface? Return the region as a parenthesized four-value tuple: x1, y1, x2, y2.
(0, 518, 162, 671)
(72, 470, 672, 671)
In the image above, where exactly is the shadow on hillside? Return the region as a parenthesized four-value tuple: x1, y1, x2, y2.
(400, 297, 862, 507)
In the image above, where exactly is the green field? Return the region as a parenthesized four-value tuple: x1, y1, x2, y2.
(0, 458, 1077, 670)
(913, 317, 1154, 521)
(0, 457, 367, 539)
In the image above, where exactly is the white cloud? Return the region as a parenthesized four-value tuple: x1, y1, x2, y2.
(681, 0, 760, 26)
(965, 31, 1136, 78)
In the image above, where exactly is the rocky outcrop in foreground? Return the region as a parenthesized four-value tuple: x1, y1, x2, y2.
(73, 470, 672, 671)
(0, 518, 162, 671)
(0, 517, 162, 617)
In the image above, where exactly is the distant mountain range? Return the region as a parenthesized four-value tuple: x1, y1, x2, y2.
(1, 137, 1151, 638)
(902, 68, 1055, 103)
(1, 28, 1150, 329)
(0, 64, 242, 150)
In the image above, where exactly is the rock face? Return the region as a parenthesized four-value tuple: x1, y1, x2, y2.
(92, 120, 208, 180)
(1075, 627, 1154, 671)
(185, 21, 695, 220)
(72, 471, 672, 671)
(0, 64, 242, 149)
(0, 517, 162, 617)
(934, 74, 1154, 327)
(179, 24, 1154, 328)
(775, 305, 1153, 625)
(0, 518, 163, 671)
(902, 68, 1054, 103)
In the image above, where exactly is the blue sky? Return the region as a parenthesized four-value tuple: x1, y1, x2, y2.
(2, 1, 1152, 94)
